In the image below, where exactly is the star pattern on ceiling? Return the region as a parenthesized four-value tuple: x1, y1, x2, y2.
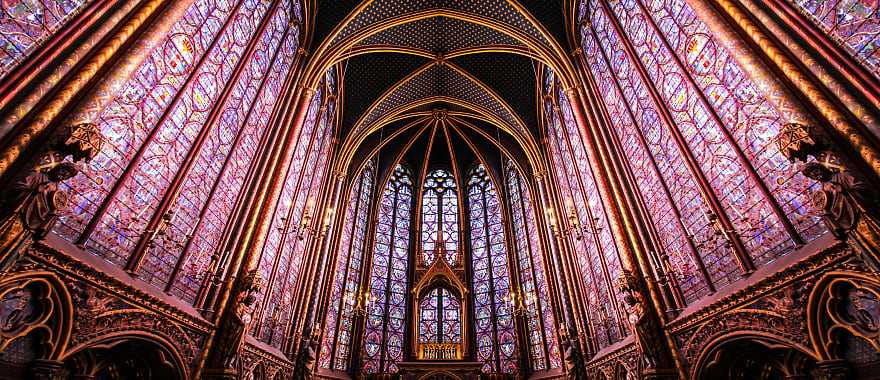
(354, 16, 525, 53)
(353, 62, 526, 136)
(329, 0, 550, 48)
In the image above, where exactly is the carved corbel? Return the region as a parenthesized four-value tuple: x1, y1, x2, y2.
(0, 123, 102, 274)
(776, 122, 880, 273)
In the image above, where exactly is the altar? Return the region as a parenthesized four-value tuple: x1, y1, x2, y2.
(395, 361, 484, 380)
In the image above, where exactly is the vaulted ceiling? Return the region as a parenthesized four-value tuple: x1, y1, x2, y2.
(304, 0, 578, 182)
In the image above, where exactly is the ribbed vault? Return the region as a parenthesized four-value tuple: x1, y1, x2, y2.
(303, 0, 580, 180)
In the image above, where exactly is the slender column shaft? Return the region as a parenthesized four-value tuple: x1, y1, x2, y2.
(193, 48, 306, 311)
(0, 0, 145, 137)
(533, 173, 575, 331)
(0, 0, 134, 136)
(193, 86, 315, 378)
(322, 172, 354, 369)
(289, 148, 340, 354)
(252, 101, 326, 337)
(566, 85, 687, 376)
(767, 0, 880, 110)
(0, 0, 174, 180)
(550, 96, 628, 338)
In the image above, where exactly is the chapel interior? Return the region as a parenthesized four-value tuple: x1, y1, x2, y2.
(0, 1, 879, 379)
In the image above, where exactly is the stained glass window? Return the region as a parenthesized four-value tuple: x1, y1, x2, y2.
(574, 0, 825, 315)
(54, 0, 304, 309)
(468, 164, 518, 374)
(544, 69, 627, 350)
(0, 0, 91, 78)
(362, 165, 412, 374)
(421, 169, 460, 266)
(252, 69, 336, 349)
(791, 0, 880, 79)
(418, 287, 462, 344)
(320, 160, 375, 371)
(505, 160, 561, 370)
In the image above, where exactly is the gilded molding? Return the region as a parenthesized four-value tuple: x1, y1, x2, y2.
(0, 0, 142, 140)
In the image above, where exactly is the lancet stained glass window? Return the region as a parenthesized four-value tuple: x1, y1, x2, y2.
(468, 164, 518, 374)
(421, 169, 460, 266)
(0, 0, 91, 78)
(505, 160, 561, 370)
(362, 165, 412, 374)
(320, 160, 375, 371)
(418, 287, 461, 344)
(54, 0, 304, 309)
(576, 0, 825, 311)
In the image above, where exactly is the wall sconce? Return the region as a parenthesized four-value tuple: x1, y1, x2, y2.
(297, 207, 312, 241)
(323, 207, 335, 230)
(145, 209, 176, 248)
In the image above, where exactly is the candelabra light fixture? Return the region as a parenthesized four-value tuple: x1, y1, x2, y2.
(277, 200, 319, 241)
(503, 289, 528, 317)
(353, 290, 374, 317)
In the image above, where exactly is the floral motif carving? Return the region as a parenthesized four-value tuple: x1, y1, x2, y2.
(241, 341, 294, 380)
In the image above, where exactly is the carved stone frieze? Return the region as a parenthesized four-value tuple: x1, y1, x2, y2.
(5, 243, 213, 375)
(26, 242, 213, 332)
(666, 242, 848, 333)
(585, 342, 637, 380)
